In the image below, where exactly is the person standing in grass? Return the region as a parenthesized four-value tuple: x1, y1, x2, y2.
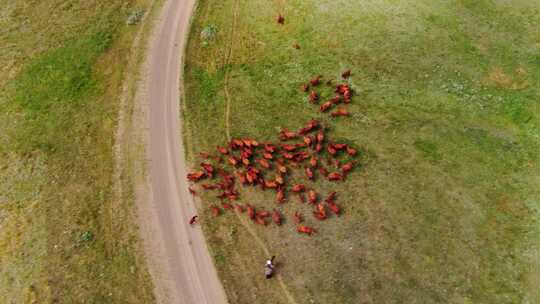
(265, 256, 276, 279)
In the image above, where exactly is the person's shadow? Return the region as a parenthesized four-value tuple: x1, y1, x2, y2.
(271, 260, 283, 277)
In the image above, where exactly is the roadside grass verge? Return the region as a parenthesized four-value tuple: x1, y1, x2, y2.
(0, 1, 159, 302)
(183, 0, 540, 303)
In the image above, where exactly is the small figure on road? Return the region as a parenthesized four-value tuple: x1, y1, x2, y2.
(189, 215, 198, 225)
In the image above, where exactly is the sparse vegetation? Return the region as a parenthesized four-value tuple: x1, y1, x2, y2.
(183, 0, 540, 303)
(201, 25, 218, 43)
(127, 9, 145, 25)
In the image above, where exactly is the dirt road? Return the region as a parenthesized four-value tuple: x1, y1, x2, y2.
(140, 0, 228, 303)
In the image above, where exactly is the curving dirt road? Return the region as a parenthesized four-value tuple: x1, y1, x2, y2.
(140, 0, 228, 303)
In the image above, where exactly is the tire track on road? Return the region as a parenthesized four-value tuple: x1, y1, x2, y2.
(223, 0, 240, 142)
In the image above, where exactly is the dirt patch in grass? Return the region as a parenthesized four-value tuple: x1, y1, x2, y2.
(488, 68, 513, 87)
(487, 67, 530, 90)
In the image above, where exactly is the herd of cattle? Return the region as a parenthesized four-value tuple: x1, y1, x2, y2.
(187, 70, 359, 235)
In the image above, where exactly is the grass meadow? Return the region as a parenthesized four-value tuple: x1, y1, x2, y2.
(0, 0, 158, 302)
(183, 0, 540, 303)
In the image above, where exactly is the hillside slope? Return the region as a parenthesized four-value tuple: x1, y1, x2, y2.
(0, 1, 157, 302)
(182, 1, 540, 303)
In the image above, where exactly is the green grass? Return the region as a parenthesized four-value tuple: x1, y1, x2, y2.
(12, 21, 112, 153)
(0, 1, 157, 302)
(183, 0, 540, 303)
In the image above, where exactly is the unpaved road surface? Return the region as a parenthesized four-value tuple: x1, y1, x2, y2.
(141, 0, 228, 303)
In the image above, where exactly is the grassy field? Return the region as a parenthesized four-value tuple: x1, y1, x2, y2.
(183, 0, 540, 303)
(0, 0, 158, 302)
